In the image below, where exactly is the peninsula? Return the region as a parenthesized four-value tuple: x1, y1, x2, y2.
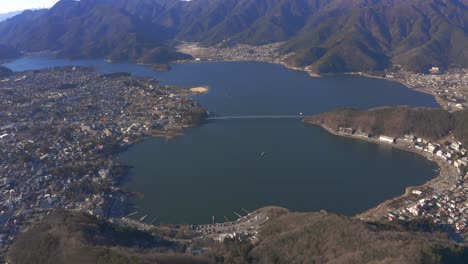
(305, 106, 468, 240)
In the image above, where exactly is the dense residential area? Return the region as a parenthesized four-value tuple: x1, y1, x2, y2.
(385, 68, 468, 112)
(0, 67, 206, 254)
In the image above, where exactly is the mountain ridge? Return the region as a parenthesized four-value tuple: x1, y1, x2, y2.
(0, 0, 466, 72)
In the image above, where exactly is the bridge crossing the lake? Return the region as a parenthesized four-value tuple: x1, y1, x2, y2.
(205, 115, 307, 120)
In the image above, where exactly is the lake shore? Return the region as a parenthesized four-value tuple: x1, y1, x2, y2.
(176, 57, 454, 113)
(344, 71, 449, 111)
(303, 119, 459, 222)
(4, 55, 445, 226)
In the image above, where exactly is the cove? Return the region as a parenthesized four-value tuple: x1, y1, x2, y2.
(4, 57, 440, 224)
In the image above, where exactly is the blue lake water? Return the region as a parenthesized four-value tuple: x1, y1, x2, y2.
(4, 57, 440, 224)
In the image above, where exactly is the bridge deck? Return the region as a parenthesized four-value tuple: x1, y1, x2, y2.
(205, 115, 305, 120)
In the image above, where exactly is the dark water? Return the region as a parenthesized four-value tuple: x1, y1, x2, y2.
(4, 57, 438, 115)
(4, 57, 440, 224)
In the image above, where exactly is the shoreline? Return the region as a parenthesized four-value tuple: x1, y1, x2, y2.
(7, 52, 455, 112)
(345, 72, 448, 110)
(303, 119, 457, 221)
(114, 57, 449, 226)
(4, 55, 455, 224)
(109, 122, 205, 219)
(175, 58, 450, 112)
(10, 53, 446, 110)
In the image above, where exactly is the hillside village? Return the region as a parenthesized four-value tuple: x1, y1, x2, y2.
(386, 68, 468, 112)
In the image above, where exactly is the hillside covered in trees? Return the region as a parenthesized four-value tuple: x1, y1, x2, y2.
(305, 106, 468, 145)
(237, 211, 468, 263)
(7, 210, 212, 264)
(0, 0, 466, 73)
(7, 210, 468, 264)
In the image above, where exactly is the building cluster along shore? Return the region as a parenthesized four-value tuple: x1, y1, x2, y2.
(0, 67, 206, 254)
(384, 68, 468, 112)
(178, 42, 468, 105)
(308, 122, 468, 241)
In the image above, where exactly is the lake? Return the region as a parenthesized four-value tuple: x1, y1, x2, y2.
(4, 57, 440, 224)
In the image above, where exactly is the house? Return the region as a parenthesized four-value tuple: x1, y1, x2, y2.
(98, 169, 109, 179)
(408, 205, 421, 216)
(451, 142, 462, 150)
(404, 134, 415, 142)
(379, 135, 396, 144)
(455, 158, 468, 168)
(356, 130, 371, 138)
(429, 67, 440, 74)
(338, 127, 354, 135)
(426, 143, 439, 154)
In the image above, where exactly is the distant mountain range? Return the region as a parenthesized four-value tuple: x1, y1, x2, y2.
(0, 0, 466, 73)
(0, 11, 23, 22)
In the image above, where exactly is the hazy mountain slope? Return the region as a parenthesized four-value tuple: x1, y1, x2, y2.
(0, 11, 23, 22)
(0, 0, 466, 72)
(0, 0, 188, 64)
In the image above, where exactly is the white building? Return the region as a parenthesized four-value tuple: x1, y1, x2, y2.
(451, 142, 462, 150)
(379, 135, 396, 144)
(404, 134, 415, 142)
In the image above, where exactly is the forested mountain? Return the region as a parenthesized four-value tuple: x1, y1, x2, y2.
(0, 0, 466, 72)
